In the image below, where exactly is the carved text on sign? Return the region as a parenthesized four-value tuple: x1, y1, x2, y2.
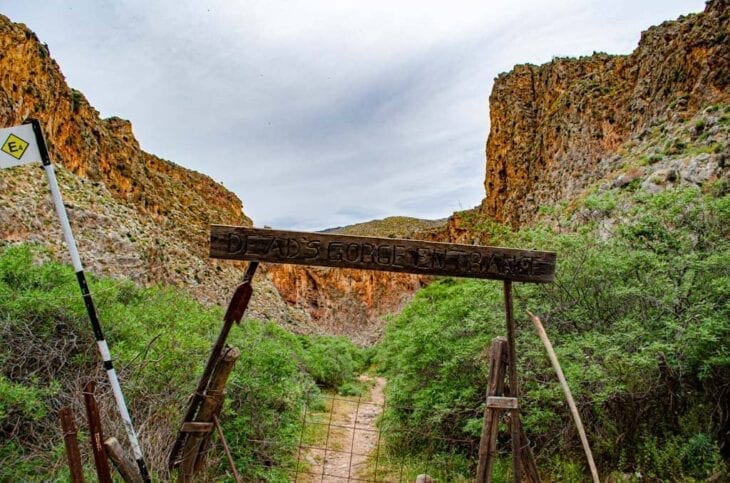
(210, 226, 556, 283)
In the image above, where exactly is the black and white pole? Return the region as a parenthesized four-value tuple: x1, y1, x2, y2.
(27, 120, 151, 482)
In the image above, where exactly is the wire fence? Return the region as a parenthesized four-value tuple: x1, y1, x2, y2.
(287, 391, 478, 482)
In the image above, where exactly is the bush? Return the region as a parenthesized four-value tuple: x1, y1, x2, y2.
(376, 187, 729, 479)
(299, 334, 368, 388)
(0, 244, 366, 481)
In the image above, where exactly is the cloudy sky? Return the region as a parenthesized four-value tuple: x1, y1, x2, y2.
(2, 0, 705, 230)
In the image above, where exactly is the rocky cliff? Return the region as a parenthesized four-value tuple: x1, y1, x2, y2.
(267, 2, 729, 337)
(2, 2, 727, 341)
(482, 0, 729, 227)
(0, 15, 312, 328)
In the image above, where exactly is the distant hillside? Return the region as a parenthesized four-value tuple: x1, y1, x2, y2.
(268, 215, 447, 345)
(322, 216, 446, 237)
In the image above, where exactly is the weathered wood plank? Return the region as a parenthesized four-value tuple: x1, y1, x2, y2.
(486, 396, 519, 410)
(476, 337, 508, 483)
(104, 437, 143, 483)
(210, 226, 556, 283)
(180, 422, 213, 433)
(178, 347, 240, 482)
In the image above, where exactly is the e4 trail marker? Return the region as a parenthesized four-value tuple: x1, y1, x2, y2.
(0, 120, 151, 483)
(0, 123, 42, 167)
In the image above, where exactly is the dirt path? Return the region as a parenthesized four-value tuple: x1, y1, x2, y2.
(297, 375, 387, 482)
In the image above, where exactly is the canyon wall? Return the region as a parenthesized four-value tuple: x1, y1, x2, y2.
(266, 217, 439, 343)
(482, 0, 729, 226)
(2, 2, 727, 340)
(0, 15, 312, 328)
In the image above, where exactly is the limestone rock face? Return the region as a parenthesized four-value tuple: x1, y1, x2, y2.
(482, 0, 729, 227)
(0, 15, 250, 245)
(267, 265, 425, 345)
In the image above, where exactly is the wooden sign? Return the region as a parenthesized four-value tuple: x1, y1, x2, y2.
(210, 226, 556, 283)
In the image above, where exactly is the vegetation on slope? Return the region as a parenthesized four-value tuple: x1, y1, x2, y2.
(377, 185, 729, 481)
(323, 216, 446, 238)
(0, 244, 367, 481)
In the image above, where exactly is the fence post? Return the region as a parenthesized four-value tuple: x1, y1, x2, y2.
(476, 337, 508, 483)
(60, 407, 85, 483)
(177, 346, 240, 482)
(83, 381, 112, 483)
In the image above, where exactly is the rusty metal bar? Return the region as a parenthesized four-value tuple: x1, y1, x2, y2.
(83, 381, 113, 483)
(59, 407, 85, 483)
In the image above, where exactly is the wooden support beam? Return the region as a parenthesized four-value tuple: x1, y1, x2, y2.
(213, 414, 242, 483)
(180, 422, 213, 434)
(104, 437, 143, 483)
(177, 346, 241, 482)
(504, 281, 521, 483)
(476, 337, 508, 483)
(477, 336, 541, 483)
(169, 262, 258, 469)
(518, 418, 541, 483)
(487, 396, 518, 410)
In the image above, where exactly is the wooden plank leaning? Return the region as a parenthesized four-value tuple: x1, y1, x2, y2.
(104, 437, 143, 483)
(168, 261, 258, 468)
(177, 346, 241, 482)
(528, 312, 599, 483)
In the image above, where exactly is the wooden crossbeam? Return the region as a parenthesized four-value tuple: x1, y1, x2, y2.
(210, 226, 556, 283)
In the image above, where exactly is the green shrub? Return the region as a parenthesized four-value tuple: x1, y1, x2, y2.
(0, 244, 366, 481)
(300, 334, 368, 388)
(376, 187, 729, 479)
(583, 191, 616, 213)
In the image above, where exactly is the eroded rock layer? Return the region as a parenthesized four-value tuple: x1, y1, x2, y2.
(0, 15, 313, 328)
(482, 0, 729, 226)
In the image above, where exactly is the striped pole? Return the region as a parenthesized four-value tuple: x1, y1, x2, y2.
(28, 120, 151, 482)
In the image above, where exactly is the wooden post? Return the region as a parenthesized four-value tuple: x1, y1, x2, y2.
(517, 419, 541, 483)
(83, 381, 113, 483)
(476, 337, 508, 483)
(59, 407, 85, 483)
(477, 336, 541, 483)
(177, 346, 241, 482)
(104, 437, 143, 483)
(169, 261, 257, 469)
(504, 281, 521, 482)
